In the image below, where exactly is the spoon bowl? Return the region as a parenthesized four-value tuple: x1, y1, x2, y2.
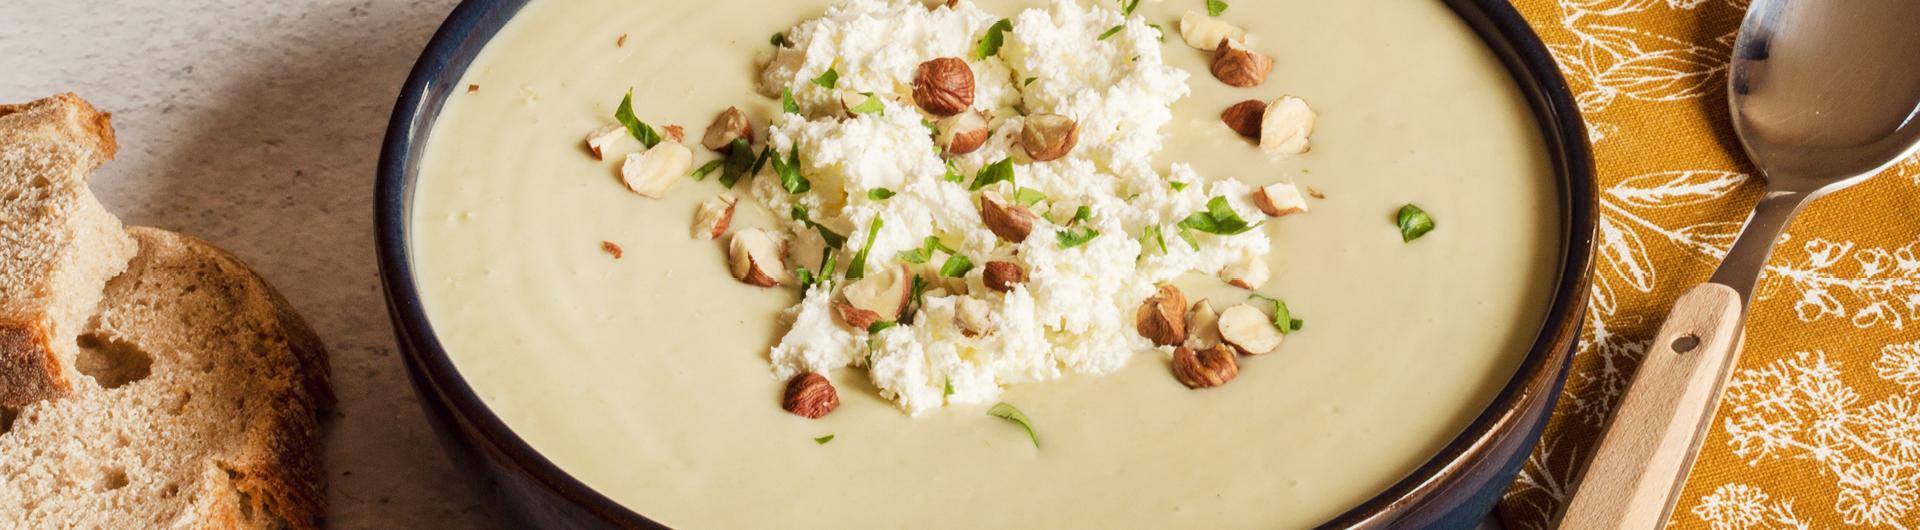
(1730, 0, 1920, 193)
(1563, 1, 1920, 527)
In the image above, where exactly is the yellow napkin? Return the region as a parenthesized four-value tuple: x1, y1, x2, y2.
(1498, 1, 1920, 528)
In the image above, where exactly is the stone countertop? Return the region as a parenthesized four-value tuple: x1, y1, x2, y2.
(0, 1, 1506, 529)
(3, 0, 495, 527)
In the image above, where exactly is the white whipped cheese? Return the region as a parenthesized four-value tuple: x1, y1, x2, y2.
(757, 0, 1271, 414)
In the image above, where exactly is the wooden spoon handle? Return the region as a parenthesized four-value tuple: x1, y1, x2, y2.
(1560, 283, 1747, 529)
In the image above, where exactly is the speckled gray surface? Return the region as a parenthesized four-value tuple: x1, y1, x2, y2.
(2, 0, 499, 527)
(1, 1, 1508, 528)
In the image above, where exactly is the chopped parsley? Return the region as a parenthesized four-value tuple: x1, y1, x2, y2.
(903, 275, 930, 322)
(1119, 0, 1141, 16)
(1069, 205, 1092, 226)
(897, 236, 957, 264)
(1207, 0, 1229, 16)
(1013, 187, 1047, 206)
(1057, 226, 1101, 248)
(974, 19, 1013, 59)
(613, 90, 662, 149)
(811, 67, 840, 89)
(844, 218, 884, 280)
(789, 205, 847, 248)
(867, 320, 898, 334)
(943, 159, 965, 183)
(781, 87, 800, 114)
(717, 138, 755, 187)
(770, 147, 809, 194)
(1149, 24, 1166, 42)
(1178, 196, 1261, 236)
(1098, 25, 1124, 41)
(987, 402, 1040, 448)
(813, 434, 835, 445)
(848, 92, 884, 114)
(1169, 180, 1188, 191)
(969, 157, 1016, 191)
(1250, 294, 1305, 334)
(1397, 204, 1435, 242)
(771, 32, 790, 47)
(796, 251, 837, 291)
(1023, 76, 1038, 87)
(944, 379, 955, 397)
(689, 159, 723, 181)
(1140, 224, 1168, 254)
(868, 188, 896, 201)
(939, 254, 975, 278)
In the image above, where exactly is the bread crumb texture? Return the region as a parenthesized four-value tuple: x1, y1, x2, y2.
(0, 93, 137, 407)
(0, 228, 332, 530)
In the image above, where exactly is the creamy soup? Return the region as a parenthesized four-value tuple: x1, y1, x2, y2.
(410, 0, 1560, 528)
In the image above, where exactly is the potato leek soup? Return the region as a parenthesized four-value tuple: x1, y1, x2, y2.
(410, 0, 1559, 528)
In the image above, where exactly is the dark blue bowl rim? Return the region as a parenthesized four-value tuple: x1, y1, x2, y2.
(374, 1, 1597, 528)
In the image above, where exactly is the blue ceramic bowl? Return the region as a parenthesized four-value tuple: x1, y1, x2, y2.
(375, 1, 1596, 528)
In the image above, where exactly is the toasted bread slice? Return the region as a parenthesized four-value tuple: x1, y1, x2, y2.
(0, 228, 333, 530)
(0, 93, 137, 407)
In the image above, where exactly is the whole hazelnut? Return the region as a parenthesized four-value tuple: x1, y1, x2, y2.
(913, 57, 975, 116)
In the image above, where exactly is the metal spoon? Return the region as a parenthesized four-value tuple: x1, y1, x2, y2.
(1561, 1, 1920, 527)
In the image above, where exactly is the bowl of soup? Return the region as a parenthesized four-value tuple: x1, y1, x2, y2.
(376, 0, 1594, 527)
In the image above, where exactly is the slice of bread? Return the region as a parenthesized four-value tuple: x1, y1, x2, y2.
(0, 93, 137, 407)
(0, 227, 333, 530)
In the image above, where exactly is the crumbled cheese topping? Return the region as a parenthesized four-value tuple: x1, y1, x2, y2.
(758, 0, 1271, 415)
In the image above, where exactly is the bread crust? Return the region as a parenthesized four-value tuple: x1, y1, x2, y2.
(124, 228, 332, 530)
(0, 92, 131, 407)
(0, 228, 330, 530)
(0, 322, 69, 405)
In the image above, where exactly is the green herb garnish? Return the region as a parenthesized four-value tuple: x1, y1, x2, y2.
(614, 90, 661, 149)
(1069, 205, 1092, 226)
(974, 19, 1013, 59)
(1249, 294, 1305, 334)
(848, 92, 884, 114)
(1023, 76, 1038, 87)
(943, 159, 965, 183)
(844, 218, 884, 280)
(771, 147, 809, 194)
(1057, 226, 1101, 248)
(939, 254, 975, 278)
(690, 160, 724, 181)
(869, 188, 896, 201)
(1119, 0, 1141, 16)
(1207, 0, 1228, 16)
(868, 320, 898, 334)
(814, 434, 835, 444)
(781, 87, 800, 114)
(789, 205, 847, 248)
(1140, 225, 1167, 254)
(1177, 226, 1200, 250)
(1169, 181, 1189, 191)
(749, 144, 774, 176)
(796, 249, 838, 292)
(903, 275, 929, 322)
(986, 402, 1039, 448)
(969, 157, 1016, 191)
(897, 236, 956, 264)
(717, 138, 755, 187)
(944, 379, 955, 397)
(1178, 196, 1260, 237)
(1098, 25, 1125, 41)
(1149, 24, 1165, 42)
(1014, 187, 1047, 206)
(1397, 204, 1435, 242)
(772, 33, 790, 47)
(811, 67, 840, 89)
